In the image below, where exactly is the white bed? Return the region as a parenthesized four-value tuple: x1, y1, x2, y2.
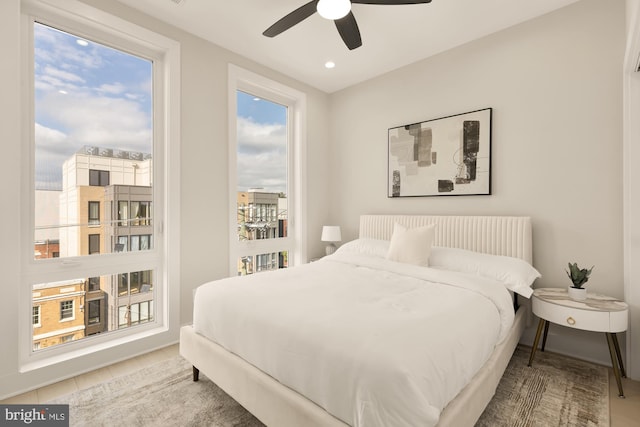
(180, 215, 535, 426)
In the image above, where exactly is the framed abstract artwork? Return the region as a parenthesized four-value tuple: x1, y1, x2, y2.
(388, 108, 492, 197)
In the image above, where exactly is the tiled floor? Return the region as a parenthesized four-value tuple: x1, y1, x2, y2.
(2, 344, 639, 426)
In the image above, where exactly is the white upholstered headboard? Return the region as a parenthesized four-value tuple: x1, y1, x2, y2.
(359, 215, 533, 264)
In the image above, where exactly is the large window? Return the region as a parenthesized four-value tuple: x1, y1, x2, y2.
(229, 66, 307, 276)
(21, 0, 180, 367)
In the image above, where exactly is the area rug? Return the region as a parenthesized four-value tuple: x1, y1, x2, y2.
(51, 345, 609, 426)
(477, 346, 609, 427)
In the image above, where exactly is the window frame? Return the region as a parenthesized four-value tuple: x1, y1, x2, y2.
(87, 299, 101, 325)
(59, 300, 74, 321)
(88, 201, 100, 227)
(32, 306, 41, 327)
(88, 277, 100, 292)
(227, 65, 307, 276)
(89, 169, 110, 187)
(88, 234, 100, 255)
(19, 0, 180, 371)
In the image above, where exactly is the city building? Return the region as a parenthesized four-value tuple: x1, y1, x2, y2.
(236, 189, 288, 275)
(32, 279, 86, 350)
(33, 146, 155, 350)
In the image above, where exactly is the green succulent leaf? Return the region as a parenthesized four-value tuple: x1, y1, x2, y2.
(565, 262, 594, 288)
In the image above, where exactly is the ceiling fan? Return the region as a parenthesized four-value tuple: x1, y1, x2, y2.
(263, 0, 433, 51)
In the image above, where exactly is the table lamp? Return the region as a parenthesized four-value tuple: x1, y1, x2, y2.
(321, 225, 342, 255)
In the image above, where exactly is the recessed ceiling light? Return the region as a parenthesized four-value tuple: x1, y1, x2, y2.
(76, 39, 89, 47)
(253, 97, 261, 101)
(325, 61, 336, 69)
(59, 90, 68, 94)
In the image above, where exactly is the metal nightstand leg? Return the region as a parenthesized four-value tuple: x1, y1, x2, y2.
(606, 333, 625, 398)
(528, 318, 546, 367)
(611, 333, 626, 378)
(541, 320, 550, 352)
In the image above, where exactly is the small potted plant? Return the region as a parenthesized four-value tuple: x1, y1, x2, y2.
(566, 262, 594, 301)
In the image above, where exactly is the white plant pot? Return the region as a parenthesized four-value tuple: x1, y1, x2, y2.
(568, 286, 587, 301)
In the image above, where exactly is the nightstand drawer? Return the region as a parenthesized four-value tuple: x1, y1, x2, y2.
(532, 298, 627, 332)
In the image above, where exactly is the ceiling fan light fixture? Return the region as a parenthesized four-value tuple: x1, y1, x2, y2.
(317, 0, 351, 20)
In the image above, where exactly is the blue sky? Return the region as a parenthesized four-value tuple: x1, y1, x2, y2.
(34, 22, 152, 190)
(35, 23, 288, 194)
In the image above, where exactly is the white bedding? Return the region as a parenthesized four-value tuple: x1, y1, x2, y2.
(193, 251, 515, 427)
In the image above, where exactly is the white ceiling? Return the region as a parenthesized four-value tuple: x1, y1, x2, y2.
(115, 0, 581, 93)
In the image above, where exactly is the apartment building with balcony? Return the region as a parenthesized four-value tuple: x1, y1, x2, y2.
(236, 189, 288, 275)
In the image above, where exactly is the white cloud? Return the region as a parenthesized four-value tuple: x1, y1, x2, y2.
(97, 82, 127, 95)
(43, 65, 85, 84)
(35, 124, 70, 190)
(236, 117, 287, 193)
(36, 123, 67, 143)
(38, 91, 152, 153)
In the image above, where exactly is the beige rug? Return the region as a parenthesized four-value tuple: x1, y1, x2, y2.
(477, 346, 609, 427)
(52, 345, 609, 426)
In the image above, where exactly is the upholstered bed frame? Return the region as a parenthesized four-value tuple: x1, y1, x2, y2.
(180, 215, 533, 426)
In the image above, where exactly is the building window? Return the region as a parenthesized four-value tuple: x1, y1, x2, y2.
(118, 305, 128, 328)
(32, 306, 41, 327)
(117, 270, 152, 296)
(88, 277, 100, 292)
(88, 201, 100, 226)
(115, 236, 128, 252)
(88, 300, 101, 325)
(89, 170, 110, 187)
(60, 300, 74, 321)
(60, 335, 74, 344)
(130, 201, 151, 226)
(130, 234, 151, 251)
(118, 201, 129, 226)
(88, 234, 100, 254)
(118, 274, 128, 296)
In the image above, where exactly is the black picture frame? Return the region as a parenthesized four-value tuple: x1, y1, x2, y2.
(388, 108, 492, 197)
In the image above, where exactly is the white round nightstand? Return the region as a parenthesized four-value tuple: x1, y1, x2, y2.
(527, 287, 629, 397)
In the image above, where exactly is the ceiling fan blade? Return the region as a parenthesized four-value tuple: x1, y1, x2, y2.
(334, 11, 362, 50)
(263, 0, 319, 37)
(351, 0, 432, 4)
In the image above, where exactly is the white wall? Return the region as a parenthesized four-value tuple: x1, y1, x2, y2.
(328, 0, 628, 369)
(0, 0, 331, 398)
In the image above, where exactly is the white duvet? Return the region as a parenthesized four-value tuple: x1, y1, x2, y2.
(193, 251, 514, 427)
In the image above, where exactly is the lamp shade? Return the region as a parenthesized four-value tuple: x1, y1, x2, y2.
(321, 225, 342, 242)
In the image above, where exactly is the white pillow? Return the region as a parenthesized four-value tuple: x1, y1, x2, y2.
(386, 223, 436, 266)
(333, 238, 390, 258)
(429, 246, 540, 298)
